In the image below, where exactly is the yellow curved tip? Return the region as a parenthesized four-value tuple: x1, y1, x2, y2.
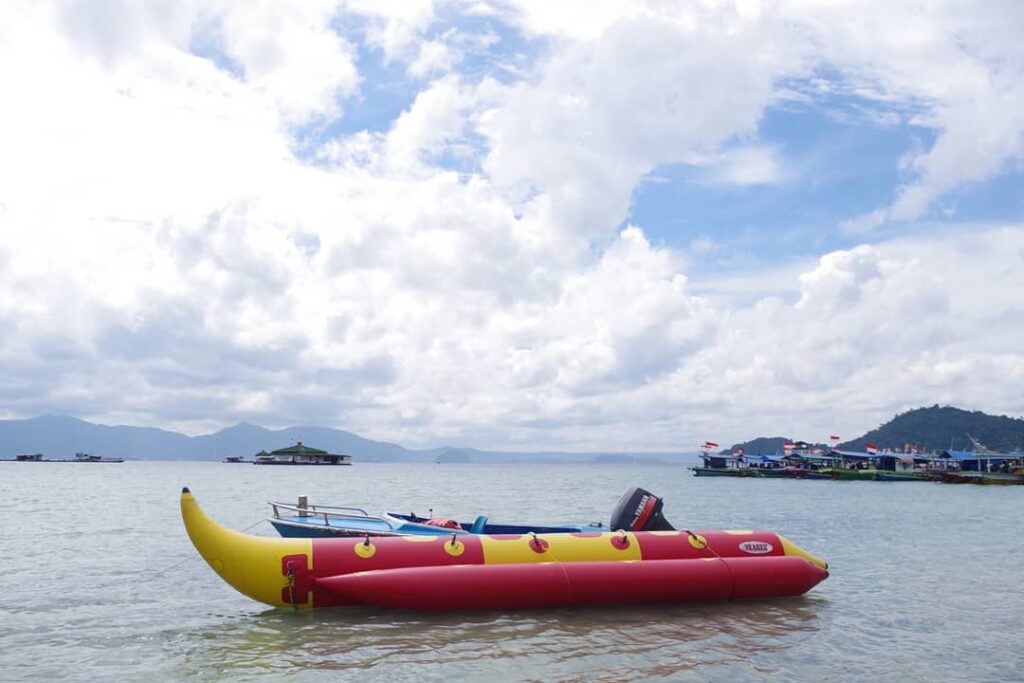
(778, 534, 828, 570)
(180, 488, 312, 608)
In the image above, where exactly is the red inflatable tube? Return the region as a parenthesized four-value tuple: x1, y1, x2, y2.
(314, 556, 828, 611)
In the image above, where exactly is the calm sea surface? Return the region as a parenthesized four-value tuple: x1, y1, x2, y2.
(1, 461, 1022, 682)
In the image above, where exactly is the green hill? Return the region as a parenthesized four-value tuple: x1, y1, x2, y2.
(732, 406, 1024, 456)
(840, 405, 1024, 453)
(727, 436, 800, 455)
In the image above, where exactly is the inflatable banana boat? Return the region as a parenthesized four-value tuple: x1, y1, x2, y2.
(181, 487, 828, 611)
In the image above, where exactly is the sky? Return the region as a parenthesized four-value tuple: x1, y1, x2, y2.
(1, 0, 1023, 451)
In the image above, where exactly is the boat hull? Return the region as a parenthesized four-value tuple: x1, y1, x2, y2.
(691, 467, 760, 477)
(791, 469, 834, 480)
(748, 468, 792, 478)
(873, 471, 932, 482)
(822, 467, 878, 481)
(691, 467, 797, 478)
(181, 489, 829, 611)
(942, 472, 1024, 485)
(977, 475, 1024, 485)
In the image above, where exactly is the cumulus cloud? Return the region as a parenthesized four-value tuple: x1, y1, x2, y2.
(480, 8, 800, 237)
(345, 0, 435, 63)
(408, 37, 460, 78)
(383, 75, 481, 170)
(211, 0, 360, 124)
(654, 227, 1024, 445)
(797, 0, 1024, 229)
(483, 1, 1024, 236)
(1, 0, 1023, 451)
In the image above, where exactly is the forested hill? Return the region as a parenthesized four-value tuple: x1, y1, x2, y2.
(726, 436, 794, 455)
(728, 406, 1024, 456)
(840, 405, 1024, 453)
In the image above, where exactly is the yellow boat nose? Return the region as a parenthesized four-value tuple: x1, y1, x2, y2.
(181, 487, 312, 608)
(777, 534, 828, 570)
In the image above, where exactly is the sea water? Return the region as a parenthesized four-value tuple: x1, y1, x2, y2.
(1, 461, 1021, 682)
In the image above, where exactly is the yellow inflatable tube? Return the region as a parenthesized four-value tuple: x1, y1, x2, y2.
(182, 487, 311, 608)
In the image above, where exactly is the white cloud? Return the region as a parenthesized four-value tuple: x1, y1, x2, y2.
(706, 145, 787, 186)
(1, 0, 1023, 452)
(689, 236, 719, 256)
(789, 0, 1024, 228)
(408, 38, 459, 78)
(382, 75, 480, 170)
(344, 0, 435, 63)
(211, 0, 360, 124)
(795, 245, 883, 315)
(480, 8, 801, 238)
(651, 226, 1024, 446)
(479, 1, 1024, 237)
(504, 0, 645, 40)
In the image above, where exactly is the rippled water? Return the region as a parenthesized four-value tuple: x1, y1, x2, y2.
(2, 461, 1022, 682)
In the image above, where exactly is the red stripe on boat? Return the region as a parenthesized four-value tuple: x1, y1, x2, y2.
(632, 495, 658, 530)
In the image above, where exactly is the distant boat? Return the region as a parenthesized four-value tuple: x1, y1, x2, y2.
(1, 452, 123, 463)
(940, 471, 1024, 485)
(222, 455, 247, 463)
(820, 466, 878, 481)
(75, 452, 124, 463)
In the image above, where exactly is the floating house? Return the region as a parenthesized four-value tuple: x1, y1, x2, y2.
(253, 442, 352, 466)
(939, 450, 1020, 472)
(691, 453, 751, 476)
(15, 453, 43, 461)
(826, 449, 930, 471)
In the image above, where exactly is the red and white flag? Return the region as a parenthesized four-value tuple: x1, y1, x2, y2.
(830, 435, 840, 442)
(866, 443, 879, 454)
(701, 441, 719, 450)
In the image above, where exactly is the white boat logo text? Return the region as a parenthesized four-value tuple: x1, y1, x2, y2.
(738, 541, 774, 554)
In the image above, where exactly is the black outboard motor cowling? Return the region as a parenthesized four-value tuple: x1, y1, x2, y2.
(610, 487, 675, 531)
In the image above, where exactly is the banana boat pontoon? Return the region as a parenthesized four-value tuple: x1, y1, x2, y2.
(181, 487, 829, 611)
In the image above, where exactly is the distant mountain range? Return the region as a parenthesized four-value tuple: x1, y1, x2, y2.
(6, 405, 1020, 464)
(0, 415, 693, 464)
(728, 405, 1024, 455)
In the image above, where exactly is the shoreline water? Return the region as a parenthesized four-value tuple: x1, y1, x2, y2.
(2, 461, 1021, 682)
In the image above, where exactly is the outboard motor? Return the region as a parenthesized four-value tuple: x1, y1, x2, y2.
(610, 487, 675, 531)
